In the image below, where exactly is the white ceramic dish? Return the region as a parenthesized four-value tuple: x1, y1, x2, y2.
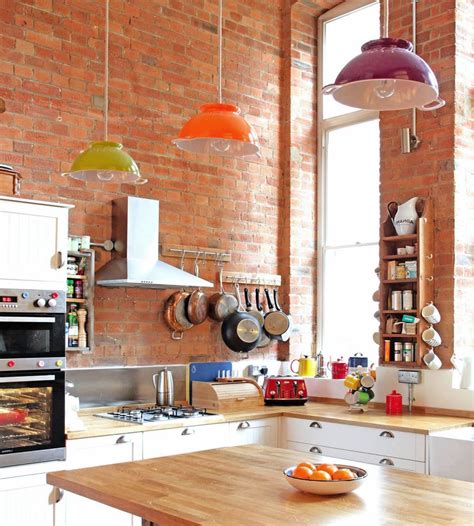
(283, 465, 367, 495)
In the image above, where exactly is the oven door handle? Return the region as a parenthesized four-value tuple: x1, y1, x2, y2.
(0, 375, 55, 383)
(0, 316, 56, 323)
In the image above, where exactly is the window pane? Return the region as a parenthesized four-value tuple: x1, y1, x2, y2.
(325, 119, 380, 246)
(323, 2, 380, 119)
(321, 245, 379, 364)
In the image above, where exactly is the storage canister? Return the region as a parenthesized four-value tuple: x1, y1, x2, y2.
(391, 290, 402, 310)
(402, 290, 413, 310)
(386, 390, 403, 415)
(394, 342, 402, 361)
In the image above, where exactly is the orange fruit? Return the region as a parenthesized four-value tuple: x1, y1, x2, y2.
(292, 466, 313, 479)
(316, 464, 338, 477)
(309, 469, 331, 481)
(296, 462, 316, 472)
(332, 468, 356, 480)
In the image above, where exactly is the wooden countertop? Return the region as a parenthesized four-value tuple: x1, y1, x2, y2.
(47, 445, 474, 525)
(67, 402, 473, 439)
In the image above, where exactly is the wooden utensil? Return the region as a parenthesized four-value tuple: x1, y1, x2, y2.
(208, 266, 238, 321)
(186, 258, 208, 324)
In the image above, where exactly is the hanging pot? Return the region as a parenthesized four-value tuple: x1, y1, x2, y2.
(255, 288, 271, 348)
(163, 290, 193, 340)
(263, 288, 290, 341)
(208, 267, 238, 321)
(186, 259, 209, 324)
(221, 283, 261, 353)
(273, 289, 293, 342)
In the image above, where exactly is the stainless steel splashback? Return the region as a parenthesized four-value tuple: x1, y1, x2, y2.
(66, 365, 186, 408)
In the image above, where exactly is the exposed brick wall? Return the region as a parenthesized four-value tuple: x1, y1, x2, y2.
(0, 0, 466, 369)
(0, 0, 286, 367)
(379, 0, 459, 367)
(454, 0, 474, 357)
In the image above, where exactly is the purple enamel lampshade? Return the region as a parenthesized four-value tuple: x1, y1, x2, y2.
(322, 38, 445, 111)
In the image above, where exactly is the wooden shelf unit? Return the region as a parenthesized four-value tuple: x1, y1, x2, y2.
(66, 249, 94, 353)
(379, 199, 437, 368)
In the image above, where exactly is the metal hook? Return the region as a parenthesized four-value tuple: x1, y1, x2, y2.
(194, 250, 202, 276)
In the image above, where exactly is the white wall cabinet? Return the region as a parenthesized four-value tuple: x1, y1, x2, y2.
(0, 473, 57, 526)
(228, 418, 279, 447)
(143, 423, 228, 459)
(0, 197, 71, 290)
(281, 417, 427, 473)
(54, 433, 143, 526)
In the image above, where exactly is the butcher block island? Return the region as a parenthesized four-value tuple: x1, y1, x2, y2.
(47, 445, 474, 526)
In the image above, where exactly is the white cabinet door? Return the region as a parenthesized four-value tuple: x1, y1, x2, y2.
(0, 198, 69, 290)
(286, 440, 426, 473)
(55, 433, 143, 526)
(0, 473, 56, 526)
(228, 418, 279, 447)
(143, 423, 228, 459)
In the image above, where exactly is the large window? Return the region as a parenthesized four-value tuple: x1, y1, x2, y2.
(318, 1, 381, 365)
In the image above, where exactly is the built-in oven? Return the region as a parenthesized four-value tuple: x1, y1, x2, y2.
(0, 288, 66, 466)
(0, 366, 65, 467)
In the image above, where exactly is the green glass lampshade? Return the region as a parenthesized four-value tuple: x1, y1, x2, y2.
(62, 141, 147, 184)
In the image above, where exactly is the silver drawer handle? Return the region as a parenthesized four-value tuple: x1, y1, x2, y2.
(309, 421, 322, 429)
(116, 435, 131, 444)
(379, 431, 394, 438)
(310, 446, 322, 454)
(238, 421, 251, 430)
(379, 458, 394, 466)
(182, 428, 195, 436)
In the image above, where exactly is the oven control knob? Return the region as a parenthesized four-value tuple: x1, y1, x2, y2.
(36, 298, 46, 307)
(47, 299, 57, 308)
(37, 360, 45, 368)
(55, 360, 64, 367)
(22, 292, 29, 299)
(7, 360, 15, 368)
(51, 292, 59, 299)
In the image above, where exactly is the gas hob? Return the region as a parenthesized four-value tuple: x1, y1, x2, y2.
(95, 404, 217, 425)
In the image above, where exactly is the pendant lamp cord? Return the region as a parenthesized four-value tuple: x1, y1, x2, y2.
(218, 0, 223, 103)
(383, 0, 389, 38)
(411, 0, 418, 142)
(104, 0, 109, 141)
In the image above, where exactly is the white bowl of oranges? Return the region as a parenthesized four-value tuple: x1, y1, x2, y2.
(283, 462, 367, 495)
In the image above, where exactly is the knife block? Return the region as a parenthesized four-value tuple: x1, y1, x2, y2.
(191, 380, 264, 412)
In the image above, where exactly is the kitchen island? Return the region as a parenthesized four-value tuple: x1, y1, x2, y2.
(47, 445, 474, 525)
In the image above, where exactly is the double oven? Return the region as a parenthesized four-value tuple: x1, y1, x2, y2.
(0, 288, 66, 467)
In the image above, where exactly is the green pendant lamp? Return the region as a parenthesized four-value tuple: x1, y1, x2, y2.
(62, 0, 147, 185)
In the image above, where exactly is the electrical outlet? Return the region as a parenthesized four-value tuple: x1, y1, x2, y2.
(398, 370, 421, 384)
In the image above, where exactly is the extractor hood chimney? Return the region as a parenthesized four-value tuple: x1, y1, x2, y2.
(95, 197, 213, 289)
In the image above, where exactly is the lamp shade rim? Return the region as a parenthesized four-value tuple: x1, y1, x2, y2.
(172, 137, 260, 159)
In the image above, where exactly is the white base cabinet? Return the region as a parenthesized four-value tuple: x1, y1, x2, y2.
(0, 473, 56, 526)
(54, 433, 143, 526)
(281, 417, 427, 473)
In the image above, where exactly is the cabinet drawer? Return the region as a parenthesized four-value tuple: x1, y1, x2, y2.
(286, 441, 426, 473)
(65, 433, 143, 469)
(284, 417, 425, 461)
(143, 423, 228, 459)
(228, 418, 278, 447)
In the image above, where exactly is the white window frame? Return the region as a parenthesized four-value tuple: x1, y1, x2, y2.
(317, 0, 380, 357)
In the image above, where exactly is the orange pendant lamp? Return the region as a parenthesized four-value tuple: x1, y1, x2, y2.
(62, 0, 147, 185)
(173, 0, 261, 160)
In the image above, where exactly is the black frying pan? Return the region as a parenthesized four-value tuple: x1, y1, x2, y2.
(221, 283, 261, 353)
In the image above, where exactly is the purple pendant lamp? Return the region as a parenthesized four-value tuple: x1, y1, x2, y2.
(322, 0, 445, 112)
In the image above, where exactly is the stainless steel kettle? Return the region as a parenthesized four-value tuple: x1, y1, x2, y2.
(152, 367, 174, 406)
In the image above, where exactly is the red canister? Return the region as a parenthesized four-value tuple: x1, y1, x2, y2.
(328, 359, 349, 379)
(386, 390, 403, 415)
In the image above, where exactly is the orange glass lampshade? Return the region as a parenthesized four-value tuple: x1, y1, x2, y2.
(173, 103, 261, 159)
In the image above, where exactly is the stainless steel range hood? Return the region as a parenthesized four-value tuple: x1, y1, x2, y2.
(95, 197, 213, 289)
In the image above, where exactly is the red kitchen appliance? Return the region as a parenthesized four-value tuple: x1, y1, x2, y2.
(263, 376, 308, 405)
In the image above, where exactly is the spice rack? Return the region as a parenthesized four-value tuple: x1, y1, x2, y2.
(66, 249, 95, 353)
(379, 199, 434, 367)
